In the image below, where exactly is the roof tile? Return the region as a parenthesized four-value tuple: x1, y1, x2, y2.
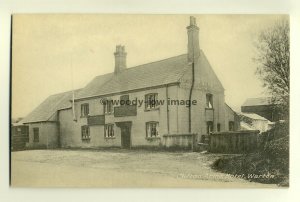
(75, 54, 188, 99)
(22, 89, 81, 123)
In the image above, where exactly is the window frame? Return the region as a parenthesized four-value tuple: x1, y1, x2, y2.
(81, 125, 90, 142)
(33, 127, 39, 143)
(206, 93, 213, 109)
(217, 123, 221, 132)
(229, 121, 235, 131)
(104, 124, 115, 138)
(81, 103, 89, 117)
(145, 93, 159, 111)
(120, 94, 129, 106)
(103, 99, 114, 114)
(145, 121, 159, 138)
(206, 121, 214, 134)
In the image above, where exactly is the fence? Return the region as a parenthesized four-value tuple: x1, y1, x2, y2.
(11, 125, 29, 151)
(209, 130, 259, 153)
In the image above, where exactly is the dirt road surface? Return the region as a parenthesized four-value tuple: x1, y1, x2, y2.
(11, 149, 277, 188)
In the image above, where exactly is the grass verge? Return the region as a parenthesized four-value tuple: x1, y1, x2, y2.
(212, 122, 289, 187)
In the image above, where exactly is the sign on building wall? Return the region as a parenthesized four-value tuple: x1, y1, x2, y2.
(87, 115, 105, 125)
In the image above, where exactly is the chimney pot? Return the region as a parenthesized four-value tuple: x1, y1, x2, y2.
(190, 16, 196, 26)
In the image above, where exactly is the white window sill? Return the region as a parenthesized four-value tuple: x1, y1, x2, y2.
(144, 107, 160, 112)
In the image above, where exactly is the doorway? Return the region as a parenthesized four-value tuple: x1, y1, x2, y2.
(116, 121, 132, 148)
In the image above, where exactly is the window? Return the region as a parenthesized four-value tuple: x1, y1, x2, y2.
(217, 123, 221, 132)
(229, 121, 235, 131)
(81, 103, 89, 117)
(33, 128, 39, 142)
(104, 124, 114, 138)
(146, 122, 159, 138)
(81, 125, 90, 142)
(206, 121, 213, 134)
(120, 95, 129, 106)
(206, 93, 213, 108)
(103, 99, 113, 114)
(145, 93, 158, 110)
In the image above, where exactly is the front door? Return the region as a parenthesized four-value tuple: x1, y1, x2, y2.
(121, 125, 131, 148)
(116, 121, 132, 149)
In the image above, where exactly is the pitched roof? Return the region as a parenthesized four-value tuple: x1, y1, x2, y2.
(21, 89, 81, 124)
(22, 50, 222, 123)
(76, 54, 189, 100)
(240, 122, 255, 130)
(238, 112, 268, 121)
(225, 103, 236, 113)
(242, 97, 272, 107)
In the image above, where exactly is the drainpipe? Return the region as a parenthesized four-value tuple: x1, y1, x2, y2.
(46, 124, 49, 149)
(188, 62, 195, 151)
(188, 62, 195, 133)
(165, 84, 170, 134)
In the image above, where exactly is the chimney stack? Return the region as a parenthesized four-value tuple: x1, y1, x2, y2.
(114, 45, 127, 74)
(187, 16, 200, 63)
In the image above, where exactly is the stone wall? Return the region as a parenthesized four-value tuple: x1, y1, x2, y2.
(162, 133, 197, 150)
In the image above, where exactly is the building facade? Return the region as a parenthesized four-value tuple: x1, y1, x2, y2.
(20, 16, 239, 149)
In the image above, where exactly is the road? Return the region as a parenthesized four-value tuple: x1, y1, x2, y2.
(11, 149, 277, 188)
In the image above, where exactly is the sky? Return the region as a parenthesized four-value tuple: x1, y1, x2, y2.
(12, 14, 287, 119)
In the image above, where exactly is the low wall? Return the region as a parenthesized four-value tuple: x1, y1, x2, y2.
(162, 134, 197, 150)
(209, 130, 259, 153)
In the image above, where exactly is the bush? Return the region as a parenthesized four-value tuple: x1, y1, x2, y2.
(213, 122, 289, 186)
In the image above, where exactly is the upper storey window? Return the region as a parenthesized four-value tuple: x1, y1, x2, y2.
(103, 99, 113, 114)
(81, 103, 89, 117)
(206, 94, 213, 109)
(145, 93, 158, 110)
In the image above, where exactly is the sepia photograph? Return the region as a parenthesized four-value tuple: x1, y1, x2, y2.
(10, 14, 289, 188)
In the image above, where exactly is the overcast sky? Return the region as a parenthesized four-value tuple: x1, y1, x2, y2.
(12, 14, 287, 119)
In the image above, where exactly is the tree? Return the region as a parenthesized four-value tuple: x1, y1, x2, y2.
(253, 18, 290, 120)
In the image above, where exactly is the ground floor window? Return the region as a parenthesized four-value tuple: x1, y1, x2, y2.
(105, 124, 114, 138)
(33, 128, 39, 142)
(206, 121, 213, 134)
(81, 125, 90, 142)
(217, 123, 221, 132)
(146, 122, 159, 138)
(229, 121, 235, 131)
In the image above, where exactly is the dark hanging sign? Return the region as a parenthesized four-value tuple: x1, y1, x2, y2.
(87, 115, 105, 126)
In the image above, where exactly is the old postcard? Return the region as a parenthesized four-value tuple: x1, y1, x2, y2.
(11, 14, 289, 188)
